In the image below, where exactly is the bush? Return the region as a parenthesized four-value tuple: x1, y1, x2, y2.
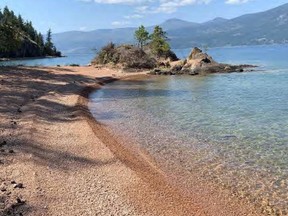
(93, 42, 119, 65)
(92, 43, 157, 69)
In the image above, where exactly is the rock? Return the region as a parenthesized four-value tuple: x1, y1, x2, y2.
(224, 66, 232, 71)
(188, 47, 203, 60)
(13, 198, 26, 207)
(170, 60, 186, 72)
(14, 183, 24, 189)
(152, 47, 257, 76)
(17, 108, 22, 113)
(201, 57, 211, 63)
(8, 150, 14, 154)
(187, 47, 215, 63)
(0, 141, 7, 147)
(189, 69, 199, 76)
(0, 187, 6, 192)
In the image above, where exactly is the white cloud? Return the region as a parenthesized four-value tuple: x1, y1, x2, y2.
(80, 0, 212, 18)
(124, 14, 144, 19)
(225, 0, 250, 4)
(111, 20, 131, 26)
(135, 6, 149, 13)
(133, 0, 211, 14)
(80, 0, 149, 4)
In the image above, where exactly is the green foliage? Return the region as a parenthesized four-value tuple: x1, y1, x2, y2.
(0, 24, 21, 52)
(44, 29, 60, 56)
(92, 43, 156, 69)
(93, 25, 178, 69)
(134, 25, 149, 49)
(0, 6, 61, 58)
(94, 42, 119, 64)
(149, 25, 171, 58)
(134, 25, 178, 60)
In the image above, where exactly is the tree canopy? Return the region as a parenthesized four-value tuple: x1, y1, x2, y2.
(149, 25, 170, 58)
(0, 6, 61, 58)
(134, 25, 176, 59)
(134, 25, 149, 49)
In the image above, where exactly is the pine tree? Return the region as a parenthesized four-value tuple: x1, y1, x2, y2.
(44, 29, 54, 56)
(150, 26, 170, 58)
(134, 25, 149, 49)
(0, 6, 61, 58)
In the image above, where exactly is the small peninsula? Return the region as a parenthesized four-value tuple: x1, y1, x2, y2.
(92, 26, 255, 75)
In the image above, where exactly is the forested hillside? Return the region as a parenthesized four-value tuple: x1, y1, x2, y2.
(0, 6, 61, 58)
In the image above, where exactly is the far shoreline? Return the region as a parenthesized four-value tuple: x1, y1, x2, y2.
(0, 55, 66, 62)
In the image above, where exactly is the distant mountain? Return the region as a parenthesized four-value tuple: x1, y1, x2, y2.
(53, 28, 136, 54)
(203, 17, 228, 25)
(53, 3, 288, 54)
(160, 18, 199, 30)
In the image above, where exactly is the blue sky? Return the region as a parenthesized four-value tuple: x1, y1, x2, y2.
(0, 0, 287, 33)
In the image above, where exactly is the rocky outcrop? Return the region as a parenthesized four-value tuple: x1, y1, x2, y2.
(92, 43, 157, 70)
(150, 47, 256, 75)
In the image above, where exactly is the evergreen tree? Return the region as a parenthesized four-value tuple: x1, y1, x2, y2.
(44, 29, 54, 56)
(134, 25, 149, 49)
(0, 6, 61, 58)
(150, 25, 170, 58)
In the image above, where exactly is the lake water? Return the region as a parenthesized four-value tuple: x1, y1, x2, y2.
(0, 53, 95, 66)
(89, 44, 288, 215)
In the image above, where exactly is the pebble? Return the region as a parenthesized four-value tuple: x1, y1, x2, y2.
(8, 150, 15, 154)
(0, 202, 5, 209)
(14, 183, 24, 189)
(0, 187, 6, 192)
(0, 141, 7, 147)
(16, 198, 26, 205)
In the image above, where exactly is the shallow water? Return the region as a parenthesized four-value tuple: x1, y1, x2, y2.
(90, 44, 288, 214)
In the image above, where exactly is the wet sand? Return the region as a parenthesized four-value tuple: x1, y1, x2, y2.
(0, 66, 263, 215)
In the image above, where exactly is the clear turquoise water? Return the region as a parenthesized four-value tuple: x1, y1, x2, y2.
(89, 44, 288, 214)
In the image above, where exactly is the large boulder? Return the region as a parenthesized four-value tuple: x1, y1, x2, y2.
(165, 47, 255, 75)
(180, 47, 217, 74)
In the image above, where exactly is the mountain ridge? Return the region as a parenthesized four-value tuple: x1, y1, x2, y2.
(53, 3, 288, 54)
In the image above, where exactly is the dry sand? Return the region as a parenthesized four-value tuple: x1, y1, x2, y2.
(0, 66, 263, 216)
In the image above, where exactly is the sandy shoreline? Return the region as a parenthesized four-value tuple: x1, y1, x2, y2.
(0, 66, 263, 215)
